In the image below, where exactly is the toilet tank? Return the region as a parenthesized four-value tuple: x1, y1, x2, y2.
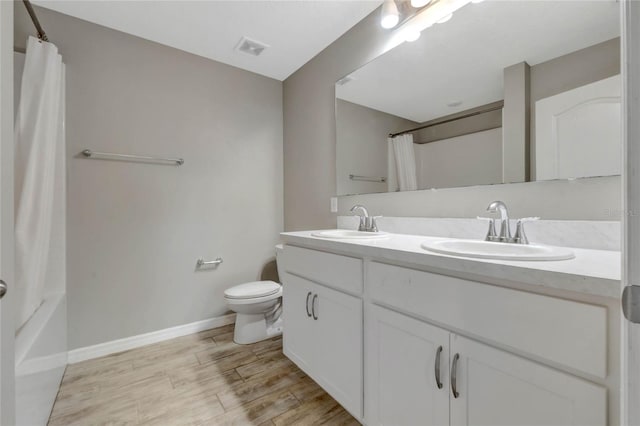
(274, 244, 284, 283)
(260, 244, 284, 284)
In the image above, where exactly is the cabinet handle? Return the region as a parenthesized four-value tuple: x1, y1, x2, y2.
(434, 346, 444, 389)
(451, 353, 460, 398)
(305, 292, 312, 317)
(312, 294, 318, 320)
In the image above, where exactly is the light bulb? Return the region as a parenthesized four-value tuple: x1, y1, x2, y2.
(436, 13, 453, 24)
(411, 0, 431, 8)
(404, 30, 421, 42)
(380, 0, 400, 29)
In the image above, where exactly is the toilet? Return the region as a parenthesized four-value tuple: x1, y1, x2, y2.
(224, 245, 284, 344)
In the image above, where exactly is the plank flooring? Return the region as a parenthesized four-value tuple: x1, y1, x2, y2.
(48, 324, 359, 426)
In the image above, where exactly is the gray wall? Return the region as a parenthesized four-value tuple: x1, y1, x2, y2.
(415, 128, 503, 190)
(337, 175, 620, 220)
(283, 9, 621, 229)
(284, 11, 390, 231)
(15, 7, 283, 349)
(413, 105, 502, 144)
(336, 99, 416, 196)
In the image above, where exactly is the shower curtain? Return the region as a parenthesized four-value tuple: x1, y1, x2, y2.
(388, 134, 418, 192)
(14, 37, 65, 330)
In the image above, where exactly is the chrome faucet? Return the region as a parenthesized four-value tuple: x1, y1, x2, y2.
(350, 205, 379, 232)
(486, 201, 512, 242)
(484, 201, 539, 244)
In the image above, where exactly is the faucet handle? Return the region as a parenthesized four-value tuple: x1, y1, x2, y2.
(367, 216, 382, 233)
(519, 217, 540, 222)
(513, 217, 539, 245)
(477, 217, 498, 242)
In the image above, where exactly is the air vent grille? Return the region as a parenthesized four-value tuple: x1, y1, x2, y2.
(235, 36, 269, 57)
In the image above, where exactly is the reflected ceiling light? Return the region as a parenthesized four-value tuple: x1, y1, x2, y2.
(381, 0, 400, 29)
(386, 0, 472, 50)
(436, 13, 453, 23)
(404, 30, 422, 42)
(411, 0, 431, 8)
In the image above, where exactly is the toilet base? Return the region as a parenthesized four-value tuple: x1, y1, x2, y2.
(233, 313, 283, 345)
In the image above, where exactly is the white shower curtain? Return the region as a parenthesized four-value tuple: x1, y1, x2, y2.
(388, 134, 418, 192)
(14, 37, 65, 330)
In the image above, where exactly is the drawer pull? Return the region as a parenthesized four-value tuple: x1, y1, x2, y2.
(451, 353, 460, 398)
(435, 346, 444, 389)
(312, 294, 318, 320)
(305, 292, 312, 317)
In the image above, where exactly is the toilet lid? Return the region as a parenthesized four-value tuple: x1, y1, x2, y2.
(224, 281, 281, 299)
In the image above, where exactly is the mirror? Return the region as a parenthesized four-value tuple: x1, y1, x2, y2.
(336, 0, 621, 196)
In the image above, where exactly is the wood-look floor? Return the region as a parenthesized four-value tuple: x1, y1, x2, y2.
(48, 324, 359, 426)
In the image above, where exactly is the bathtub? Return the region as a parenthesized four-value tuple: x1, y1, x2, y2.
(15, 293, 68, 426)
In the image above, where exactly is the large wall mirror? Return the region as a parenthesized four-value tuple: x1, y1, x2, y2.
(336, 0, 620, 196)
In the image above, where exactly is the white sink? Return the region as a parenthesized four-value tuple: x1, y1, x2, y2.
(421, 239, 575, 261)
(311, 230, 390, 240)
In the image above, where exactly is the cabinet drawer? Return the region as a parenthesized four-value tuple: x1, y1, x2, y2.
(368, 261, 607, 378)
(281, 245, 363, 294)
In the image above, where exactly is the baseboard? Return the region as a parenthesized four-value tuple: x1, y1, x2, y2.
(67, 313, 236, 364)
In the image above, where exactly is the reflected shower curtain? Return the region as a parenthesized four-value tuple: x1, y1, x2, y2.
(14, 37, 65, 330)
(388, 134, 418, 192)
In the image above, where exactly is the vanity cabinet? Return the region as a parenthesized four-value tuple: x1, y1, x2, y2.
(281, 270, 363, 419)
(280, 243, 614, 426)
(367, 305, 606, 426)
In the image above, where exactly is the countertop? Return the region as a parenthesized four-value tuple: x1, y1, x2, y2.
(280, 231, 622, 299)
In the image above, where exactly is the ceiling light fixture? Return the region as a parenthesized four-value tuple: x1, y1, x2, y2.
(387, 0, 472, 48)
(380, 0, 400, 29)
(411, 0, 431, 8)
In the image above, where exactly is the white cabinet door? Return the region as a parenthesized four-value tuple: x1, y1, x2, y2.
(282, 272, 363, 420)
(282, 273, 316, 376)
(311, 281, 363, 419)
(450, 334, 607, 426)
(366, 305, 450, 426)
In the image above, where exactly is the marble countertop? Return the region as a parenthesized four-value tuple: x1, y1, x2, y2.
(280, 231, 622, 299)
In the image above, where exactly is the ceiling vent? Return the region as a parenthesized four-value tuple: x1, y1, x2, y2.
(235, 36, 269, 57)
(336, 75, 355, 86)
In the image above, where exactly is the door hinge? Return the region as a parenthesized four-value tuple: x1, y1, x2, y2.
(623, 285, 640, 323)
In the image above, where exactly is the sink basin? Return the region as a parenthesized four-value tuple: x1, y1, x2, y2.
(421, 239, 575, 261)
(311, 230, 389, 240)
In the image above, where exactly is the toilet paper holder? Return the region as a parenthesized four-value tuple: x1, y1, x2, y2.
(196, 257, 223, 269)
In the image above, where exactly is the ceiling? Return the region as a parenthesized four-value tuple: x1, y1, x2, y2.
(336, 0, 620, 123)
(32, 0, 382, 81)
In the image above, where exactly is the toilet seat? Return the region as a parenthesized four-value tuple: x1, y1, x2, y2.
(224, 281, 281, 301)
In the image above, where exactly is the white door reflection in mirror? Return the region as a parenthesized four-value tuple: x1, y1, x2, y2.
(536, 75, 621, 181)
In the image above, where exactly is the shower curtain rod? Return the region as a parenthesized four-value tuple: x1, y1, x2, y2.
(388, 100, 504, 138)
(22, 0, 49, 42)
